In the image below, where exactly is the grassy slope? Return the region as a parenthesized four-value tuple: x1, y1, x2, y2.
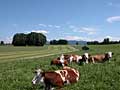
(0, 45, 120, 90)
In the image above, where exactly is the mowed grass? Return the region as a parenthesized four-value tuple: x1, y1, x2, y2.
(0, 45, 77, 63)
(0, 44, 120, 90)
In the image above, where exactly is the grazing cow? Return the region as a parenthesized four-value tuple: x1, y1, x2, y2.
(32, 67, 80, 90)
(89, 52, 114, 63)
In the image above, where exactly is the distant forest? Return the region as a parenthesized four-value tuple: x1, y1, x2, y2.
(87, 38, 120, 45)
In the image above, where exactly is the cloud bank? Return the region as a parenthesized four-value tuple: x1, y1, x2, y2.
(107, 16, 120, 23)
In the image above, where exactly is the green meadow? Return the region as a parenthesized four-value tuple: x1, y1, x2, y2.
(0, 44, 120, 90)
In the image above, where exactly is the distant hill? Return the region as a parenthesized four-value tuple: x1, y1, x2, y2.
(68, 40, 87, 45)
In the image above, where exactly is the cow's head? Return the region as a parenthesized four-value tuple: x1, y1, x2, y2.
(32, 69, 44, 85)
(105, 51, 113, 59)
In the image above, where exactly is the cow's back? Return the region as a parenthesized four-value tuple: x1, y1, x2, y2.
(63, 67, 80, 83)
(44, 72, 64, 87)
(92, 54, 106, 62)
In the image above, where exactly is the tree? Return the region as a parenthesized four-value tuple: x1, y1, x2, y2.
(0, 41, 4, 45)
(76, 42, 79, 45)
(12, 33, 27, 46)
(82, 46, 89, 50)
(58, 39, 68, 45)
(12, 32, 46, 46)
(50, 40, 58, 45)
(103, 38, 110, 44)
(50, 39, 68, 45)
(26, 32, 46, 46)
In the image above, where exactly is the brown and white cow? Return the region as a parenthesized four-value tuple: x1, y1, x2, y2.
(81, 53, 91, 64)
(89, 52, 114, 63)
(51, 59, 69, 66)
(51, 54, 69, 66)
(32, 67, 80, 90)
(68, 54, 82, 63)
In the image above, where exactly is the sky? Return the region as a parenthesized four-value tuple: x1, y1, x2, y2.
(0, 0, 120, 43)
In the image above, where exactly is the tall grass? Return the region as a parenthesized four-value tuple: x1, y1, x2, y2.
(0, 44, 120, 90)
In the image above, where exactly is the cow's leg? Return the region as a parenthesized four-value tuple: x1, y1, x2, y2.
(86, 59, 88, 64)
(62, 63, 64, 67)
(92, 58, 95, 63)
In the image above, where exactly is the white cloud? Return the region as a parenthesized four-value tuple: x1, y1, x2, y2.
(107, 16, 120, 23)
(48, 25, 61, 28)
(0, 36, 13, 43)
(69, 25, 76, 29)
(48, 25, 53, 27)
(31, 30, 48, 34)
(54, 25, 61, 28)
(73, 27, 97, 35)
(38, 24, 47, 27)
(105, 35, 120, 41)
(63, 36, 95, 41)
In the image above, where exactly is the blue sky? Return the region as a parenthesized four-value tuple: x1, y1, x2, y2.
(0, 0, 120, 43)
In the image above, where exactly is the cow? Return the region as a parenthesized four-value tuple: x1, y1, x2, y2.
(32, 66, 80, 90)
(65, 54, 82, 63)
(51, 59, 69, 66)
(63, 66, 80, 84)
(51, 54, 69, 66)
(89, 52, 114, 63)
(81, 53, 91, 64)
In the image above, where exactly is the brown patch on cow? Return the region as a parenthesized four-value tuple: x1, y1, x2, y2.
(89, 54, 111, 63)
(43, 72, 64, 87)
(63, 67, 80, 83)
(51, 59, 68, 66)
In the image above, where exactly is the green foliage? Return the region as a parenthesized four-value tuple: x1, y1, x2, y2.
(0, 41, 4, 45)
(26, 32, 46, 46)
(0, 45, 120, 90)
(87, 38, 120, 45)
(12, 32, 46, 46)
(50, 39, 68, 45)
(12, 33, 27, 46)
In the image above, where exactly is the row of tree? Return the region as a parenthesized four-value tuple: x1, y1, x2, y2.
(50, 39, 68, 45)
(87, 38, 120, 45)
(12, 32, 46, 46)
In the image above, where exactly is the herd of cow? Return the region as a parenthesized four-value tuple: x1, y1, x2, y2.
(32, 51, 113, 90)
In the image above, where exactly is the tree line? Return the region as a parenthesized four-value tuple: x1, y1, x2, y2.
(12, 32, 46, 46)
(87, 38, 120, 45)
(49, 39, 68, 45)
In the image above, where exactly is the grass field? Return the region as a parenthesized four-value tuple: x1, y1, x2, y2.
(0, 44, 120, 90)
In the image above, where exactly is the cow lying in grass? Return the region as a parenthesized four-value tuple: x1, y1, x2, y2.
(56, 54, 82, 63)
(32, 66, 80, 90)
(51, 58, 69, 66)
(51, 54, 69, 66)
(81, 53, 91, 64)
(89, 52, 114, 63)
(68, 54, 82, 63)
